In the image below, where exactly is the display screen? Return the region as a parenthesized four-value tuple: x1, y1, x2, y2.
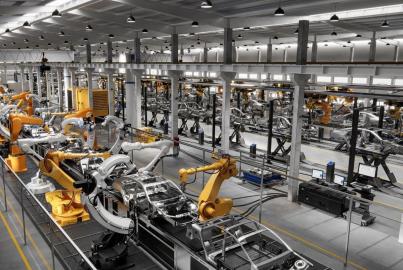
(358, 164, 377, 178)
(312, 169, 324, 179)
(334, 174, 345, 185)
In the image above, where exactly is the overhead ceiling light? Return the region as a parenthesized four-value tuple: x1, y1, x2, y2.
(58, 31, 65, 36)
(356, 34, 362, 37)
(237, 34, 243, 39)
(243, 26, 251, 30)
(23, 21, 31, 28)
(294, 29, 299, 34)
(83, 37, 88, 41)
(12, 42, 16, 45)
(35, 44, 39, 48)
(152, 36, 157, 39)
(142, 29, 148, 33)
(274, 7, 285, 16)
(86, 25, 93, 31)
(381, 20, 390, 27)
(5, 28, 10, 33)
(39, 35, 44, 40)
(24, 38, 29, 43)
(127, 14, 136, 23)
(255, 41, 259, 44)
(273, 36, 279, 40)
(324, 44, 328, 47)
(331, 31, 337, 36)
(189, 32, 195, 36)
(64, 40, 69, 44)
(200, 0, 213, 8)
(108, 34, 115, 38)
(48, 43, 52, 46)
(330, 14, 339, 22)
(347, 40, 351, 43)
(219, 43, 223, 46)
(2, 44, 6, 47)
(386, 43, 391, 46)
(52, 9, 61, 17)
(192, 21, 199, 27)
(164, 40, 168, 43)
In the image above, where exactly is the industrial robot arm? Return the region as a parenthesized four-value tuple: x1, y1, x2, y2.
(17, 133, 67, 160)
(102, 115, 125, 154)
(179, 156, 238, 221)
(121, 140, 172, 172)
(9, 113, 44, 141)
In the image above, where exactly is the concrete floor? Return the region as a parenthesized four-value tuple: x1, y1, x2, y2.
(0, 177, 62, 270)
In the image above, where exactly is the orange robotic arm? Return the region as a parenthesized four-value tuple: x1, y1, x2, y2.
(8, 113, 43, 141)
(179, 156, 238, 221)
(64, 108, 93, 119)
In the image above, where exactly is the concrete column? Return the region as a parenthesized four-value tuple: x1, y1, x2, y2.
(133, 69, 143, 128)
(70, 68, 77, 110)
(28, 67, 34, 92)
(134, 32, 141, 64)
(107, 39, 113, 63)
(223, 19, 233, 64)
(45, 71, 51, 100)
(1, 65, 6, 84)
(105, 69, 115, 115)
(216, 51, 219, 62)
(86, 41, 91, 63)
(125, 69, 134, 124)
(56, 68, 63, 111)
(203, 44, 208, 63)
(288, 74, 310, 201)
(219, 71, 236, 154)
(20, 65, 26, 92)
(63, 67, 71, 111)
(168, 70, 181, 155)
(36, 67, 42, 98)
(180, 45, 185, 62)
(283, 48, 288, 62)
(233, 42, 237, 62)
(257, 49, 262, 63)
(288, 19, 309, 202)
(349, 46, 355, 62)
(267, 37, 272, 63)
(50, 71, 55, 97)
(394, 43, 399, 62)
(86, 68, 94, 109)
(311, 34, 318, 63)
(369, 31, 376, 62)
(171, 27, 179, 64)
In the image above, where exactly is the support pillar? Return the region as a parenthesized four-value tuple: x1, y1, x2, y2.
(86, 41, 91, 63)
(105, 69, 115, 115)
(125, 69, 134, 124)
(63, 67, 70, 111)
(56, 68, 63, 111)
(288, 19, 309, 202)
(36, 66, 42, 98)
(171, 27, 179, 64)
(349, 46, 355, 62)
(133, 70, 143, 128)
(203, 44, 208, 63)
(70, 68, 77, 110)
(86, 68, 94, 110)
(394, 43, 399, 62)
(283, 48, 288, 62)
(107, 39, 113, 63)
(223, 19, 233, 64)
(267, 37, 272, 63)
(134, 32, 141, 64)
(28, 67, 34, 92)
(168, 71, 181, 155)
(1, 65, 6, 84)
(369, 31, 376, 62)
(219, 71, 236, 154)
(50, 71, 55, 98)
(311, 34, 318, 63)
(46, 71, 51, 100)
(20, 65, 26, 92)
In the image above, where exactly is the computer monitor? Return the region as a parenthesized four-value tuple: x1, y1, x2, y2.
(334, 174, 345, 186)
(312, 169, 324, 179)
(358, 163, 377, 178)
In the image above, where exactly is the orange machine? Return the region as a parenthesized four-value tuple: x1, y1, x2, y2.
(9, 91, 34, 115)
(6, 113, 44, 172)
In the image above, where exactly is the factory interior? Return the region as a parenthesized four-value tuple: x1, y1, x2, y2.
(1, 0, 403, 270)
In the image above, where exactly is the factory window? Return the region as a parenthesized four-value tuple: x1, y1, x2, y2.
(352, 77, 367, 84)
(273, 74, 283, 80)
(372, 78, 392, 85)
(249, 73, 258, 79)
(394, 79, 403, 86)
(193, 72, 200, 77)
(317, 76, 332, 83)
(239, 73, 248, 79)
(261, 74, 267, 80)
(185, 71, 192, 76)
(150, 69, 158, 75)
(286, 75, 291, 81)
(334, 76, 348, 83)
(209, 72, 217, 78)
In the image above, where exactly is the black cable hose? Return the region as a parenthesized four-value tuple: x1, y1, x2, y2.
(240, 194, 286, 218)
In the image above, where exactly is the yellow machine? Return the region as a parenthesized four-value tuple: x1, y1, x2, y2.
(70, 87, 109, 117)
(135, 127, 162, 143)
(179, 156, 238, 221)
(40, 150, 110, 226)
(9, 91, 34, 115)
(306, 97, 332, 125)
(6, 114, 44, 172)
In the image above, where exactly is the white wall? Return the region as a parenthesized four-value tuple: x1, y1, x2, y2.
(0, 49, 74, 63)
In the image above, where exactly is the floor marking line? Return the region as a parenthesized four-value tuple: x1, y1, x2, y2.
(0, 187, 52, 270)
(0, 210, 33, 270)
